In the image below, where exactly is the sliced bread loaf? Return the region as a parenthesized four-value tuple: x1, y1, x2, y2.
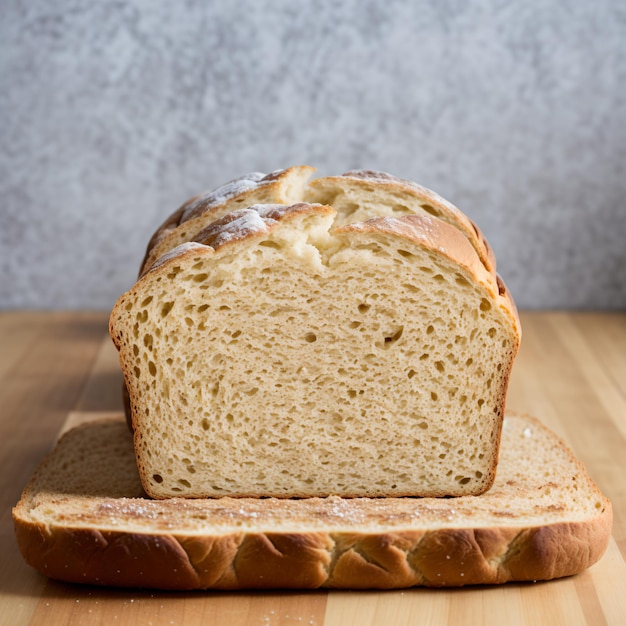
(110, 202, 520, 499)
(13, 414, 612, 589)
(139, 167, 494, 277)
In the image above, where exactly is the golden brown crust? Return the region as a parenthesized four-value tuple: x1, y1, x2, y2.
(13, 513, 612, 590)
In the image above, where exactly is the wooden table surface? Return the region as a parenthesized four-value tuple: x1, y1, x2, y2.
(1, 311, 625, 625)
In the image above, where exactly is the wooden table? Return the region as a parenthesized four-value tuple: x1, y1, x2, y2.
(1, 311, 625, 625)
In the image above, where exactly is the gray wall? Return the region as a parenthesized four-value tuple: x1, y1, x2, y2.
(2, 0, 625, 310)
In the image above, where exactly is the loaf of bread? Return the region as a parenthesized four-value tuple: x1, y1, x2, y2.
(110, 201, 520, 499)
(12, 414, 612, 590)
(139, 167, 495, 277)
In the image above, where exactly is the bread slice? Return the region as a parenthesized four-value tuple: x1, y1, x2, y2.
(12, 414, 612, 590)
(139, 167, 494, 277)
(110, 203, 520, 499)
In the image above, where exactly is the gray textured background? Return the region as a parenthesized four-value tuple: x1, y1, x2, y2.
(1, 0, 625, 310)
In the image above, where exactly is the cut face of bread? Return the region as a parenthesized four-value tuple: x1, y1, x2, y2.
(139, 167, 494, 277)
(13, 414, 612, 589)
(110, 203, 520, 499)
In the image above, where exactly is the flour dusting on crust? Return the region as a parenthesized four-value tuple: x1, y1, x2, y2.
(181, 172, 267, 223)
(148, 242, 209, 273)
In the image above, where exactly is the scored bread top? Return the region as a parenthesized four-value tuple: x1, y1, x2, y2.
(139, 166, 495, 277)
(307, 169, 497, 274)
(140, 166, 315, 275)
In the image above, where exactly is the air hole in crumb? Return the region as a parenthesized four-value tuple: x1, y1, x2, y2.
(193, 273, 208, 282)
(426, 325, 434, 334)
(421, 204, 439, 217)
(305, 332, 317, 343)
(201, 418, 210, 431)
(397, 249, 414, 258)
(435, 360, 445, 372)
(431, 391, 438, 401)
(480, 298, 492, 312)
(407, 369, 416, 379)
(133, 366, 141, 378)
(140, 296, 153, 306)
(383, 326, 404, 346)
(259, 240, 281, 249)
(148, 361, 157, 376)
(161, 302, 174, 318)
(358, 303, 371, 313)
(153, 474, 163, 483)
(178, 479, 191, 488)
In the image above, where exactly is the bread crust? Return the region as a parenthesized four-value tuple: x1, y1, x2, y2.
(13, 508, 612, 590)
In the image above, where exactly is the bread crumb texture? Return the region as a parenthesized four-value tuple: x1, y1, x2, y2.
(110, 194, 520, 499)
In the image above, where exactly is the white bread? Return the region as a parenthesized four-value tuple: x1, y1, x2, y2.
(110, 203, 520, 499)
(139, 166, 495, 277)
(12, 414, 612, 590)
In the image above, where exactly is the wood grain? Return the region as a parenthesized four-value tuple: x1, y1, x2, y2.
(1, 311, 625, 626)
